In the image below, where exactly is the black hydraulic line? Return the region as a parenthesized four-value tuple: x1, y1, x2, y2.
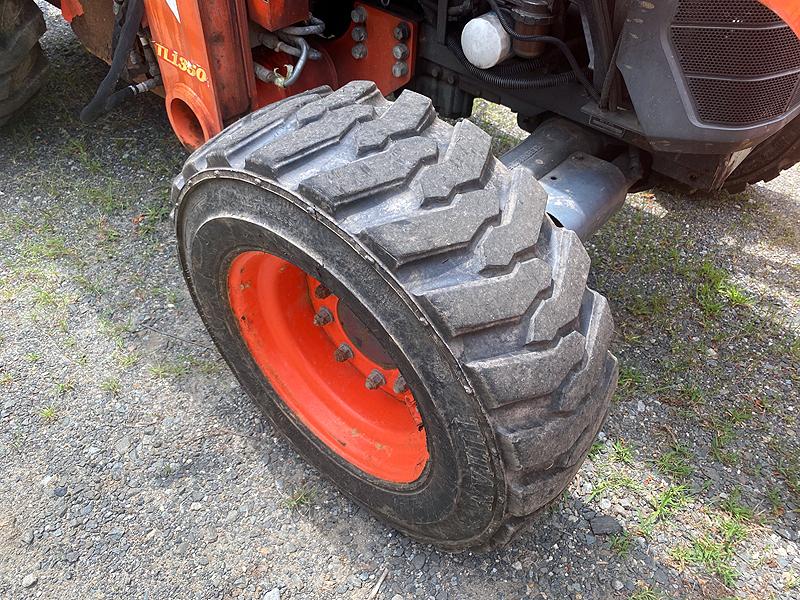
(447, 36, 576, 89)
(80, 0, 145, 123)
(485, 0, 600, 102)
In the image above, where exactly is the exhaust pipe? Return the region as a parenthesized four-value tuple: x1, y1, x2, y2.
(501, 118, 642, 240)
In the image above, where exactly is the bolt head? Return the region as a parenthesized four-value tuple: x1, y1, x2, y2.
(392, 43, 409, 60)
(351, 6, 367, 23)
(392, 61, 408, 78)
(314, 284, 331, 299)
(334, 344, 354, 362)
(393, 376, 407, 394)
(351, 26, 367, 42)
(351, 43, 367, 60)
(365, 369, 386, 390)
(313, 307, 333, 327)
(393, 22, 410, 41)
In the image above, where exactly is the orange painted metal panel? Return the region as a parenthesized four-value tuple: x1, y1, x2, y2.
(142, 0, 254, 147)
(248, 0, 309, 31)
(760, 0, 800, 36)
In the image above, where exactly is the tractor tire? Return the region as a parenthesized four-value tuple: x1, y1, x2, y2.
(0, 0, 48, 127)
(173, 82, 617, 550)
(724, 115, 800, 193)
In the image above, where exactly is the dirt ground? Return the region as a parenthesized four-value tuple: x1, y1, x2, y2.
(0, 4, 798, 599)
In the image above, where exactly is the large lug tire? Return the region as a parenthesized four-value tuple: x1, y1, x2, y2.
(173, 82, 618, 550)
(724, 115, 800, 193)
(0, 0, 48, 127)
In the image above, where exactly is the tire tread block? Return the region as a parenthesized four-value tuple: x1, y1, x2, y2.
(418, 258, 552, 337)
(361, 189, 499, 268)
(299, 137, 439, 212)
(296, 80, 379, 125)
(526, 230, 590, 343)
(476, 168, 547, 270)
(466, 330, 585, 409)
(355, 90, 434, 155)
(419, 120, 492, 205)
(245, 104, 375, 176)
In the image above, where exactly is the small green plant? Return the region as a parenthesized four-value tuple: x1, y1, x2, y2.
(656, 444, 693, 479)
(54, 380, 75, 395)
(589, 471, 642, 501)
(588, 441, 605, 460)
(40, 405, 57, 422)
(671, 535, 739, 587)
(720, 488, 755, 523)
(609, 531, 633, 557)
(115, 350, 140, 368)
(618, 366, 645, 391)
(281, 486, 315, 511)
(611, 439, 634, 465)
(148, 361, 189, 379)
(630, 587, 665, 600)
(25, 352, 41, 363)
(101, 378, 121, 395)
(766, 487, 783, 514)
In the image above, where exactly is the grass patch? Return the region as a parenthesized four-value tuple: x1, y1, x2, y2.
(671, 535, 738, 587)
(720, 488, 755, 523)
(148, 361, 189, 379)
(40, 405, 58, 422)
(655, 444, 693, 479)
(611, 439, 634, 465)
(589, 471, 643, 501)
(281, 486, 315, 511)
(100, 378, 121, 395)
(609, 531, 633, 557)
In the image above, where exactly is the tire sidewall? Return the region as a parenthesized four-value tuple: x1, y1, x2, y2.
(177, 174, 507, 548)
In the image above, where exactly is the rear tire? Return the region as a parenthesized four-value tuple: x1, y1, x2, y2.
(0, 0, 48, 127)
(173, 82, 618, 550)
(724, 115, 800, 192)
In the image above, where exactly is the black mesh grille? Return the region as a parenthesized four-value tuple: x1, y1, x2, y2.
(674, 0, 784, 26)
(687, 74, 800, 125)
(671, 0, 800, 126)
(672, 27, 800, 78)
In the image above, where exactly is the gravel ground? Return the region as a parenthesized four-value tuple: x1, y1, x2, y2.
(1, 5, 798, 599)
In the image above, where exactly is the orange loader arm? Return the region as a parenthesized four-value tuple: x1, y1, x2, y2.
(760, 0, 800, 36)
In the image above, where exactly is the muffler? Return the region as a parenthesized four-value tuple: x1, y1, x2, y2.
(501, 118, 641, 240)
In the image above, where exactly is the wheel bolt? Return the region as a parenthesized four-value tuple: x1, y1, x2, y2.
(393, 22, 409, 41)
(351, 43, 367, 60)
(314, 284, 331, 299)
(334, 343, 354, 362)
(313, 307, 333, 326)
(351, 26, 367, 42)
(392, 43, 409, 60)
(365, 370, 385, 390)
(351, 6, 367, 23)
(392, 61, 408, 78)
(393, 375, 407, 394)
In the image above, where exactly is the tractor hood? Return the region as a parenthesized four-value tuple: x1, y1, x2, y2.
(760, 0, 800, 36)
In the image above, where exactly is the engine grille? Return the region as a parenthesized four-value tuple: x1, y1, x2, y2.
(670, 0, 800, 126)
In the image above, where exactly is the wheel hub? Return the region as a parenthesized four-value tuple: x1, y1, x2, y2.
(227, 251, 428, 483)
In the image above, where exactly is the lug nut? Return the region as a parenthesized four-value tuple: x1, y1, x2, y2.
(313, 307, 333, 326)
(334, 343, 354, 362)
(351, 6, 367, 23)
(314, 284, 331, 299)
(365, 370, 386, 390)
(392, 43, 409, 60)
(351, 26, 367, 42)
(393, 375, 407, 394)
(351, 43, 367, 60)
(392, 61, 408, 78)
(393, 22, 410, 41)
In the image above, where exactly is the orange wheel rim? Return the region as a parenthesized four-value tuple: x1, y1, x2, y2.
(227, 251, 429, 483)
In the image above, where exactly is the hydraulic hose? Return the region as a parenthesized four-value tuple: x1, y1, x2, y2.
(80, 0, 145, 122)
(447, 36, 576, 89)
(485, 0, 600, 102)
